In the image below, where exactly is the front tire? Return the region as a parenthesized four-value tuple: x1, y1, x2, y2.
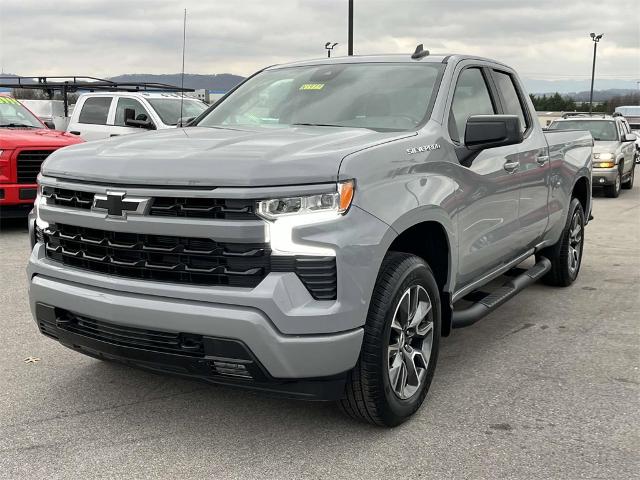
(604, 170, 621, 197)
(537, 197, 585, 287)
(622, 164, 634, 189)
(339, 252, 441, 427)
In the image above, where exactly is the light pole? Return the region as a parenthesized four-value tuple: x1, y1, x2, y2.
(588, 33, 603, 115)
(325, 42, 338, 58)
(348, 0, 353, 55)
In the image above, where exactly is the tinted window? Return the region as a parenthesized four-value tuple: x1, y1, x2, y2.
(449, 68, 495, 142)
(198, 63, 444, 132)
(115, 98, 151, 126)
(493, 71, 528, 132)
(78, 97, 111, 125)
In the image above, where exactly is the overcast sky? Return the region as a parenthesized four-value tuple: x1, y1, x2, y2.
(1, 0, 638, 85)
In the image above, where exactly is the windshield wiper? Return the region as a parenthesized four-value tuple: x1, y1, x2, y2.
(0, 123, 38, 128)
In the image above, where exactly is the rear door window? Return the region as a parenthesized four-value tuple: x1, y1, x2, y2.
(78, 97, 112, 125)
(449, 68, 496, 143)
(493, 71, 529, 133)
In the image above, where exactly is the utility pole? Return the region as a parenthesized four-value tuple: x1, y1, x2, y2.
(588, 33, 603, 115)
(348, 0, 353, 56)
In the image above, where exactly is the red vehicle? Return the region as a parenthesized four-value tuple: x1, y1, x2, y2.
(0, 95, 83, 218)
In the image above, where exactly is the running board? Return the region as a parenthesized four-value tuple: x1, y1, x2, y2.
(451, 257, 551, 329)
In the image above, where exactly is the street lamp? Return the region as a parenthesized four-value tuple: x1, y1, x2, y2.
(325, 42, 338, 58)
(588, 33, 604, 115)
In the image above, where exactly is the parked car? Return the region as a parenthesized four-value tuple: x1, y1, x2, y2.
(548, 114, 636, 197)
(28, 52, 593, 426)
(0, 95, 83, 218)
(66, 92, 208, 141)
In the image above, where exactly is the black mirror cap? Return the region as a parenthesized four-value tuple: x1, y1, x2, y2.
(464, 115, 523, 151)
(43, 120, 56, 129)
(123, 108, 136, 122)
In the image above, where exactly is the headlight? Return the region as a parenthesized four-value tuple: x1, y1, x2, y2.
(257, 180, 354, 221)
(594, 152, 614, 160)
(258, 180, 355, 256)
(593, 161, 615, 168)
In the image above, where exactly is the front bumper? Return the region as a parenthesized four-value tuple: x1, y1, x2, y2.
(0, 183, 37, 217)
(592, 167, 618, 186)
(33, 301, 351, 400)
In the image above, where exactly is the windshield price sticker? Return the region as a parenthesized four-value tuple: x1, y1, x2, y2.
(299, 83, 325, 91)
(0, 97, 19, 104)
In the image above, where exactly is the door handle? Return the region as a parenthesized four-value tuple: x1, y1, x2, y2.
(536, 155, 549, 166)
(110, 134, 120, 137)
(503, 160, 519, 173)
(69, 131, 81, 135)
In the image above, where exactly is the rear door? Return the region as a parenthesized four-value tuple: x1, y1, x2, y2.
(450, 65, 523, 288)
(490, 69, 551, 249)
(68, 96, 114, 141)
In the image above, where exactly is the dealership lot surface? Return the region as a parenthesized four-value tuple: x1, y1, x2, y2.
(0, 188, 638, 480)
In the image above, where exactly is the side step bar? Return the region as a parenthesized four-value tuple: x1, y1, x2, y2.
(451, 257, 551, 329)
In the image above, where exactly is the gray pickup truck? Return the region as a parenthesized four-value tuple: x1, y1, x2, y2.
(28, 50, 593, 426)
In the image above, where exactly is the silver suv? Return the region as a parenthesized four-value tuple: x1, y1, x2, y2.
(549, 114, 637, 197)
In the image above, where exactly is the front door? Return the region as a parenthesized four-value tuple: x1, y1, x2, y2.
(449, 66, 522, 289)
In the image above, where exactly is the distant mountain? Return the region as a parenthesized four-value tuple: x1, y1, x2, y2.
(524, 78, 639, 95)
(107, 73, 245, 92)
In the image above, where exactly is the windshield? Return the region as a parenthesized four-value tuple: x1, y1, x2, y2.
(146, 98, 208, 126)
(549, 120, 618, 141)
(0, 97, 44, 129)
(197, 63, 444, 132)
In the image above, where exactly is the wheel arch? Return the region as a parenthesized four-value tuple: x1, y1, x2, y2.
(386, 208, 457, 336)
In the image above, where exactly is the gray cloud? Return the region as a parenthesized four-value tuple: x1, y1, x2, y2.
(1, 0, 638, 82)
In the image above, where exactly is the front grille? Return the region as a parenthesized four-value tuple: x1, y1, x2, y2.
(17, 150, 54, 183)
(42, 187, 94, 209)
(39, 309, 204, 357)
(42, 186, 259, 220)
(150, 197, 258, 220)
(44, 224, 271, 288)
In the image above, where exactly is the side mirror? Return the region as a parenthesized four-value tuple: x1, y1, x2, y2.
(624, 133, 637, 142)
(464, 115, 523, 151)
(124, 108, 155, 130)
(43, 120, 56, 129)
(177, 116, 195, 128)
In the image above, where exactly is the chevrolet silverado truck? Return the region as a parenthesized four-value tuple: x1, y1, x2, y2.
(0, 95, 83, 218)
(548, 114, 636, 197)
(27, 51, 593, 426)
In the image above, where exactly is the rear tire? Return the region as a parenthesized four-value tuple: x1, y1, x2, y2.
(537, 197, 585, 287)
(622, 164, 634, 189)
(339, 252, 441, 427)
(604, 170, 621, 197)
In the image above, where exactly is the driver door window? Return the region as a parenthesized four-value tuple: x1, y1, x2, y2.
(114, 98, 152, 127)
(449, 68, 496, 143)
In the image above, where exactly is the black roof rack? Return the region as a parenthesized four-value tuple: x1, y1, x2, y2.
(0, 75, 195, 116)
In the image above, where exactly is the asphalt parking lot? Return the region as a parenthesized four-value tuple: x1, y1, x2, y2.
(0, 186, 638, 480)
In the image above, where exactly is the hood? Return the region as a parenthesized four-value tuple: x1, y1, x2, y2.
(0, 128, 83, 149)
(592, 141, 620, 154)
(42, 126, 413, 187)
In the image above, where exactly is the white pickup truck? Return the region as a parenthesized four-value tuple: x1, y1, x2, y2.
(66, 92, 208, 141)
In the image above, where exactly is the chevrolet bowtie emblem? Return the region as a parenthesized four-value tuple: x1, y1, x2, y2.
(92, 192, 150, 218)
